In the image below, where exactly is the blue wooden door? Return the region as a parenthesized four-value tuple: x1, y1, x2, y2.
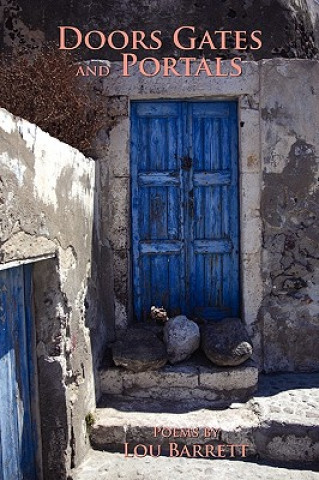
(0, 264, 37, 480)
(131, 101, 239, 322)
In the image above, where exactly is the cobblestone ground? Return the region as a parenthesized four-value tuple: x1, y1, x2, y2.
(255, 373, 319, 425)
(72, 450, 319, 480)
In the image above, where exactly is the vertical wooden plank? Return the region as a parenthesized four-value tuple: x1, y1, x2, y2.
(167, 117, 179, 241)
(193, 116, 205, 242)
(0, 268, 20, 480)
(22, 264, 37, 479)
(195, 254, 205, 310)
(221, 117, 230, 171)
(140, 186, 150, 241)
(204, 118, 211, 171)
(193, 117, 203, 171)
(213, 119, 221, 171)
(150, 255, 169, 308)
(205, 255, 213, 307)
(149, 186, 168, 239)
(184, 101, 193, 316)
(167, 186, 179, 240)
(139, 116, 148, 172)
(178, 102, 187, 315)
(168, 255, 181, 316)
(149, 118, 167, 171)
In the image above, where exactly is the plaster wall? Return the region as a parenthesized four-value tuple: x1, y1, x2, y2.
(260, 59, 319, 372)
(0, 108, 96, 479)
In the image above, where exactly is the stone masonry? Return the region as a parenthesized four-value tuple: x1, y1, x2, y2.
(88, 58, 319, 377)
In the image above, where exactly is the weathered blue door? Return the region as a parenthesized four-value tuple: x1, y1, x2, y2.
(131, 101, 239, 321)
(0, 264, 37, 480)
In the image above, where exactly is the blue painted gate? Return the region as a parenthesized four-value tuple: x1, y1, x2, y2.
(131, 101, 239, 321)
(0, 264, 37, 480)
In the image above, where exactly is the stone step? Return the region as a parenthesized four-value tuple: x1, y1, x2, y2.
(99, 356, 258, 407)
(91, 373, 319, 465)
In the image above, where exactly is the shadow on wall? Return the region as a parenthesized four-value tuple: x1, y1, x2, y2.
(32, 258, 69, 480)
(84, 160, 116, 402)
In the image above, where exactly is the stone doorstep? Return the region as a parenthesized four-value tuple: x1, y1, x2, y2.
(99, 358, 258, 405)
(91, 373, 319, 465)
(91, 397, 259, 458)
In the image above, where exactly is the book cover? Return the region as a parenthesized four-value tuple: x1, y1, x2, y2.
(0, 2, 319, 479)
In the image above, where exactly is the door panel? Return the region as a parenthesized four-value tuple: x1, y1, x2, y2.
(131, 101, 239, 322)
(189, 102, 239, 319)
(0, 265, 37, 480)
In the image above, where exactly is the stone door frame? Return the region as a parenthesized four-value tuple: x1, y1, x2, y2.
(97, 60, 263, 360)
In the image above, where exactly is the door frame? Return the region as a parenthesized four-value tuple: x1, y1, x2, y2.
(100, 62, 263, 357)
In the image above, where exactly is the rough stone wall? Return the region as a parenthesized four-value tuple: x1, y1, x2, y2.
(0, 0, 319, 60)
(0, 108, 96, 479)
(260, 59, 319, 372)
(91, 58, 319, 374)
(87, 61, 264, 357)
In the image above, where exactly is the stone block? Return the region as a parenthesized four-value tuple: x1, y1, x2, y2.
(122, 367, 199, 391)
(108, 117, 130, 178)
(239, 107, 261, 174)
(199, 360, 258, 391)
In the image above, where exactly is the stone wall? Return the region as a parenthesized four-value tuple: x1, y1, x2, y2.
(0, 108, 96, 479)
(0, 0, 319, 60)
(260, 59, 319, 372)
(91, 58, 319, 374)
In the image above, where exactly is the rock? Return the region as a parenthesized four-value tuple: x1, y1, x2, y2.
(201, 318, 253, 367)
(132, 322, 164, 340)
(112, 329, 168, 372)
(163, 315, 200, 364)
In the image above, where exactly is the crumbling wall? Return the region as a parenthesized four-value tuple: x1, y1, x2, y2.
(0, 108, 96, 479)
(260, 59, 319, 372)
(91, 58, 319, 374)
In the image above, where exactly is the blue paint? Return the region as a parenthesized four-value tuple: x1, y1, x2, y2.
(131, 101, 239, 321)
(0, 264, 37, 479)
